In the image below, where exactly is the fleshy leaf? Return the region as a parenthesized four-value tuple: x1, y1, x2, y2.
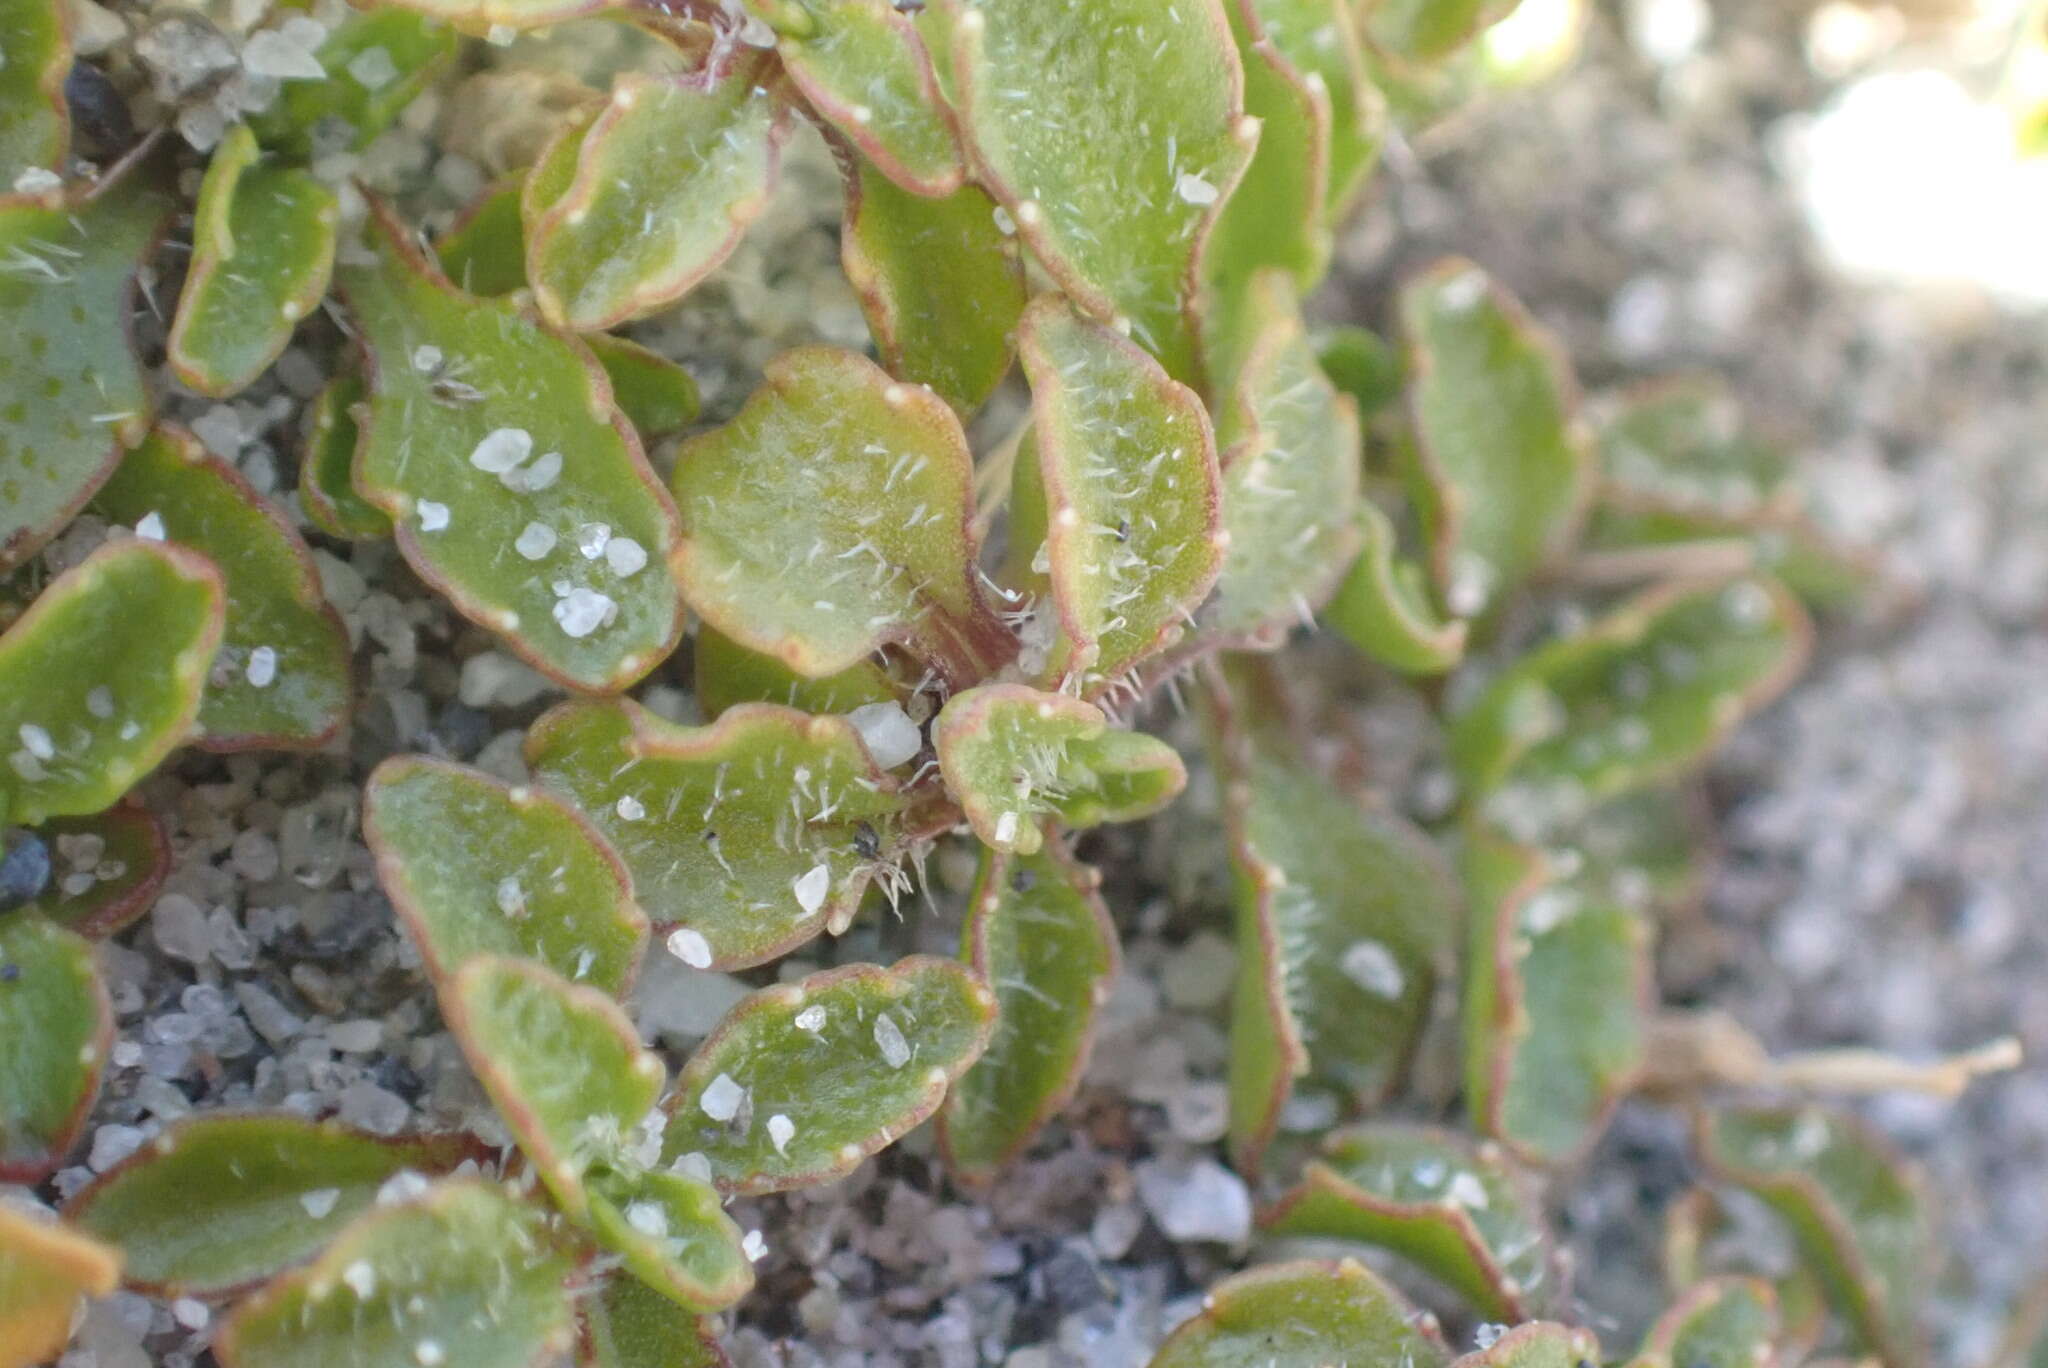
(579, 1275, 731, 1368)
(1367, 0, 1517, 64)
(1263, 1123, 1556, 1320)
(586, 335, 701, 441)
(941, 0, 1257, 382)
(526, 698, 922, 968)
(363, 755, 648, 995)
(670, 345, 1010, 684)
(1318, 325, 1404, 419)
(1146, 1258, 1450, 1368)
(338, 196, 686, 693)
(1597, 379, 1793, 519)
(1697, 1105, 1927, 1368)
(1450, 575, 1810, 829)
(0, 1206, 120, 1368)
(444, 956, 665, 1219)
(774, 0, 963, 195)
(65, 1115, 481, 1296)
(1208, 663, 1458, 1172)
(0, 915, 109, 1181)
(583, 1168, 752, 1312)
(693, 623, 901, 720)
(371, 0, 611, 32)
(661, 956, 996, 1194)
(1207, 271, 1364, 646)
(1204, 0, 1361, 338)
(0, 541, 224, 826)
(1583, 505, 1870, 613)
(1015, 297, 1224, 690)
(1325, 500, 1467, 674)
(214, 1180, 578, 1368)
(1574, 790, 1710, 918)
(1400, 259, 1591, 618)
(1635, 1278, 1780, 1368)
(92, 425, 351, 750)
(0, 163, 169, 573)
(27, 802, 170, 939)
(167, 125, 338, 398)
(526, 62, 784, 331)
(841, 162, 1024, 417)
(938, 840, 1119, 1181)
(932, 684, 1186, 856)
(0, 0, 68, 181)
(1451, 1323, 1603, 1368)
(1463, 830, 1649, 1166)
(297, 369, 392, 541)
(436, 179, 527, 298)
(249, 8, 458, 158)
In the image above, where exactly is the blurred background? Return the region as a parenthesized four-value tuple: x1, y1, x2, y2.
(1351, 0, 2048, 1351)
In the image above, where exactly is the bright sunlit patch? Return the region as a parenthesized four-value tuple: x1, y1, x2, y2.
(1786, 67, 2048, 305)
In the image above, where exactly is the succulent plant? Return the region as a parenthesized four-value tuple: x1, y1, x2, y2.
(0, 0, 2018, 1365)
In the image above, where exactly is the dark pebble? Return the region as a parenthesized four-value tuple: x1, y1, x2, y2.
(0, 830, 52, 912)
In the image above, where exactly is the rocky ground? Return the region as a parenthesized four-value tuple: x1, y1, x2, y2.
(23, 1, 2048, 1365)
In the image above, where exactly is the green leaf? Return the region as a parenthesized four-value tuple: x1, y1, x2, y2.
(65, 1115, 481, 1296)
(693, 623, 902, 720)
(1208, 271, 1364, 646)
(932, 684, 1186, 856)
(1399, 259, 1591, 618)
(940, 0, 1257, 382)
(1208, 662, 1458, 1171)
(26, 802, 170, 939)
(0, 915, 109, 1181)
(1204, 0, 1380, 331)
(0, 0, 68, 181)
(214, 1180, 578, 1368)
(1597, 379, 1793, 518)
(0, 540, 224, 826)
(1583, 506, 1870, 613)
(1325, 500, 1467, 674)
(1263, 1122, 1557, 1321)
(1367, 0, 1517, 64)
(167, 128, 337, 398)
(338, 196, 686, 694)
(526, 697, 924, 968)
(938, 840, 1119, 1180)
(1450, 1323, 1603, 1368)
(1573, 790, 1709, 918)
(248, 8, 458, 158)
(774, 0, 964, 195)
(841, 163, 1024, 418)
(444, 956, 665, 1219)
(0, 162, 170, 573)
(578, 1275, 730, 1368)
(372, 0, 613, 32)
(92, 425, 352, 750)
(363, 755, 649, 995)
(661, 955, 996, 1194)
(1462, 830, 1649, 1166)
(1635, 1278, 1780, 1368)
(1317, 324, 1403, 419)
(445, 957, 753, 1313)
(1449, 575, 1810, 826)
(297, 368, 393, 541)
(1146, 1258, 1450, 1368)
(526, 63, 785, 331)
(583, 1167, 752, 1313)
(586, 335, 701, 441)
(436, 179, 527, 298)
(0, 1205, 120, 1368)
(670, 345, 1010, 685)
(1015, 297, 1224, 690)
(1697, 1105, 1927, 1368)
